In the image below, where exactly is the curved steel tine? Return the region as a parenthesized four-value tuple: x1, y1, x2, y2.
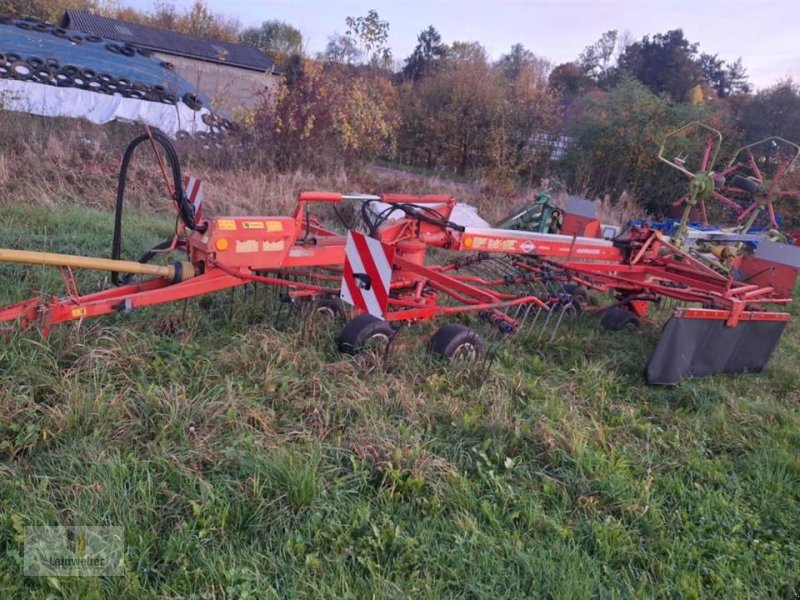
(536, 304, 555, 342)
(549, 304, 568, 343)
(382, 323, 403, 371)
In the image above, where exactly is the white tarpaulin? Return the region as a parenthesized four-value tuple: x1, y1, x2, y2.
(364, 200, 490, 229)
(0, 78, 214, 137)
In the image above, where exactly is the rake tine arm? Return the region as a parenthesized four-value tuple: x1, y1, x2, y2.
(41, 270, 248, 333)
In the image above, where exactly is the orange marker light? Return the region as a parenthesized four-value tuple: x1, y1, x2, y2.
(215, 238, 229, 251)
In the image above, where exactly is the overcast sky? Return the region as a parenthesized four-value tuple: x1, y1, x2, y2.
(124, 0, 799, 89)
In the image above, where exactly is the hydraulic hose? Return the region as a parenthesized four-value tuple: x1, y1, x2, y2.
(111, 131, 206, 286)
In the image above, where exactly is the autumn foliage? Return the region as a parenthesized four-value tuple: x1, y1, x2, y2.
(253, 61, 398, 172)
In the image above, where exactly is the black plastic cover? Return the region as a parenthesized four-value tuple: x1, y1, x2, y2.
(645, 316, 786, 385)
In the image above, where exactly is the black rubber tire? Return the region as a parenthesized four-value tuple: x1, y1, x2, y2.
(9, 61, 33, 80)
(55, 73, 73, 87)
(6, 53, 22, 63)
(15, 21, 33, 30)
(81, 68, 96, 80)
(429, 323, 485, 361)
(600, 307, 640, 331)
(34, 69, 55, 84)
(72, 76, 88, 88)
(313, 297, 344, 321)
(126, 90, 145, 100)
(161, 93, 178, 105)
(85, 35, 103, 43)
(121, 45, 137, 57)
(0, 53, 6, 67)
(161, 61, 174, 70)
(144, 90, 162, 102)
(33, 23, 50, 32)
(26, 56, 44, 69)
(730, 174, 761, 195)
(136, 48, 154, 57)
(51, 28, 68, 38)
(337, 315, 395, 355)
(45, 58, 59, 70)
(0, 65, 10, 78)
(105, 42, 122, 54)
(59, 64, 79, 77)
(153, 84, 166, 93)
(131, 81, 148, 92)
(558, 283, 590, 304)
(116, 77, 132, 89)
(68, 35, 85, 45)
(97, 72, 114, 84)
(86, 80, 104, 91)
(182, 92, 202, 110)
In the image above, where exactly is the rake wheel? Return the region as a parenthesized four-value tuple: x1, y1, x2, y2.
(313, 296, 344, 321)
(337, 314, 394, 355)
(723, 137, 800, 231)
(429, 323, 485, 361)
(600, 308, 640, 331)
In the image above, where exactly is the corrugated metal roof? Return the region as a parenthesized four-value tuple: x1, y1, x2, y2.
(63, 10, 276, 72)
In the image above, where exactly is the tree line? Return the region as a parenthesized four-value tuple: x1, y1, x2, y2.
(6, 2, 800, 214)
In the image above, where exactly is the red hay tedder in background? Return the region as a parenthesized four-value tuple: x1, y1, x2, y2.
(0, 129, 798, 385)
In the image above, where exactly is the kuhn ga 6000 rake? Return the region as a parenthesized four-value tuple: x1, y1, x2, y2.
(0, 131, 796, 385)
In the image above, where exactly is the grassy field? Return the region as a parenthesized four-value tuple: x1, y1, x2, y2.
(0, 202, 799, 599)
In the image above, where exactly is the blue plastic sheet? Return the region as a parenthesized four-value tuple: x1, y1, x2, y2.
(0, 20, 210, 105)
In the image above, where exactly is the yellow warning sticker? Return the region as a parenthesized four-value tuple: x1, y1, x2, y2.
(265, 221, 284, 232)
(218, 219, 237, 231)
(243, 221, 265, 230)
(71, 308, 87, 318)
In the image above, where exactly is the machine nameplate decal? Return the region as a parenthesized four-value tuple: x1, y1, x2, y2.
(235, 240, 259, 253)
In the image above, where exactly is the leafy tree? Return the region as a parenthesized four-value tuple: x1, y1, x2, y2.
(107, 0, 240, 43)
(344, 9, 392, 68)
(240, 20, 303, 68)
(548, 62, 594, 101)
(616, 29, 703, 101)
(490, 48, 559, 186)
(698, 54, 751, 98)
(738, 79, 800, 142)
(322, 33, 361, 65)
(560, 77, 710, 212)
(397, 42, 498, 174)
(402, 26, 448, 82)
(579, 30, 618, 85)
(498, 43, 550, 82)
(180, 1, 240, 43)
(396, 41, 558, 184)
(447, 41, 488, 64)
(255, 60, 398, 171)
(6, 0, 98, 23)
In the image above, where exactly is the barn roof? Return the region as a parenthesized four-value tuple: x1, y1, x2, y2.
(62, 10, 276, 72)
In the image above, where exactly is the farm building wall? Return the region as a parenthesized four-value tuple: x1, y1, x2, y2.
(155, 52, 280, 113)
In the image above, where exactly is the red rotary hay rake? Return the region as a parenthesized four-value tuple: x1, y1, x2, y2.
(0, 130, 797, 385)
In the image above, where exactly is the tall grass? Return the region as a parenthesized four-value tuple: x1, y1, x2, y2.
(0, 203, 797, 598)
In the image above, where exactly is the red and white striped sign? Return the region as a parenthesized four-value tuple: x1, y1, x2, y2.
(340, 231, 394, 319)
(183, 176, 204, 219)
